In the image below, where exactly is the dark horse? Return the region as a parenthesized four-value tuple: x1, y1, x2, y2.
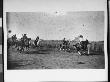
(7, 35, 17, 49)
(80, 39, 89, 51)
(59, 39, 70, 51)
(73, 39, 90, 55)
(16, 38, 31, 52)
(34, 36, 39, 47)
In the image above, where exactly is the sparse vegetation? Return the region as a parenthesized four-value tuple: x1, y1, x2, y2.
(7, 40, 105, 69)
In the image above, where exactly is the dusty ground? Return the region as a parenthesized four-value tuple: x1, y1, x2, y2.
(7, 47, 105, 69)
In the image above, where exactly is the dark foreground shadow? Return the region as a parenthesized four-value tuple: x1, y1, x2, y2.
(75, 62, 85, 64)
(77, 62, 85, 64)
(0, 72, 3, 82)
(7, 61, 22, 69)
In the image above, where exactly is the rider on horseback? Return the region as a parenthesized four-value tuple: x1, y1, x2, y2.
(36, 36, 39, 41)
(79, 35, 84, 43)
(12, 34, 17, 41)
(11, 34, 17, 47)
(22, 34, 28, 41)
(34, 36, 39, 47)
(63, 38, 66, 45)
(59, 38, 69, 51)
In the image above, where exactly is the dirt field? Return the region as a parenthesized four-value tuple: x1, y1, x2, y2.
(7, 47, 105, 69)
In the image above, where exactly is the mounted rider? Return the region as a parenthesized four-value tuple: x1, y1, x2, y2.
(22, 34, 28, 41)
(62, 38, 67, 45)
(78, 35, 89, 51)
(12, 34, 17, 41)
(79, 35, 84, 43)
(35, 36, 39, 41)
(34, 36, 40, 47)
(11, 34, 17, 46)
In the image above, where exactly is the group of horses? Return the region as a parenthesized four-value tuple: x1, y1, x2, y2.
(7, 34, 91, 55)
(7, 34, 40, 52)
(59, 39, 90, 55)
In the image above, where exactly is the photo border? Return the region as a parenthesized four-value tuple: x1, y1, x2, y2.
(3, 0, 108, 82)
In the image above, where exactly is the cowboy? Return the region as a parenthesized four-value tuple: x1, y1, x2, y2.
(34, 36, 40, 47)
(22, 34, 28, 41)
(79, 35, 84, 42)
(62, 38, 66, 45)
(36, 36, 39, 41)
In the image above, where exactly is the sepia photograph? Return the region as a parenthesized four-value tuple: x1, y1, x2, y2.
(6, 11, 105, 69)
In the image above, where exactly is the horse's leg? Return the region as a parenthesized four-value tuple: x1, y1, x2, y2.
(28, 45, 30, 51)
(17, 46, 19, 51)
(65, 45, 67, 51)
(59, 46, 61, 51)
(26, 46, 29, 51)
(87, 47, 90, 55)
(60, 45, 62, 51)
(62, 45, 64, 50)
(35, 42, 37, 47)
(20, 46, 24, 52)
(59, 44, 61, 51)
(64, 45, 66, 51)
(87, 44, 90, 55)
(23, 47, 24, 51)
(64, 46, 66, 51)
(78, 51, 81, 55)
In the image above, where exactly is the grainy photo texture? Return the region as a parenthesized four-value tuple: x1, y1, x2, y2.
(7, 11, 105, 69)
(0, 0, 3, 82)
(0, 1, 3, 82)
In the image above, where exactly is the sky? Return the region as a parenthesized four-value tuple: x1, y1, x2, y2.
(0, 0, 2, 28)
(7, 11, 104, 41)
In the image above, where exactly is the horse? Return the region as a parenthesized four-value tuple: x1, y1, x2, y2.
(34, 36, 40, 47)
(7, 37, 18, 50)
(73, 39, 91, 55)
(59, 38, 91, 55)
(16, 39, 24, 52)
(16, 38, 31, 52)
(59, 40, 70, 51)
(24, 38, 31, 50)
(11, 34, 17, 47)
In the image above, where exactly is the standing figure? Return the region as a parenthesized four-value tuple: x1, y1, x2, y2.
(63, 38, 66, 45)
(59, 38, 69, 51)
(22, 34, 28, 41)
(34, 36, 39, 47)
(11, 34, 17, 46)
